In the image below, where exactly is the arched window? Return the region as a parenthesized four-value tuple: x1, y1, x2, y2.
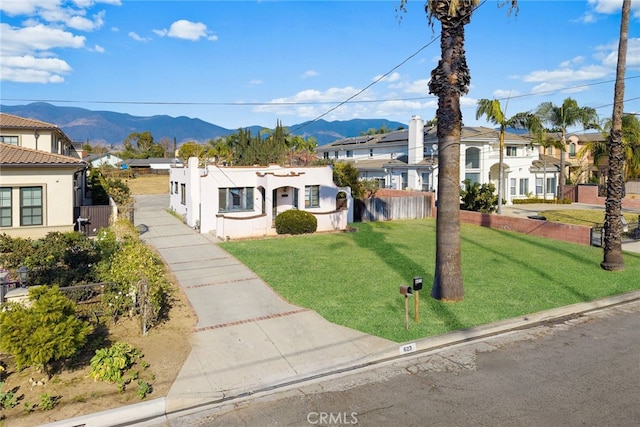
(465, 147, 480, 169)
(569, 143, 576, 157)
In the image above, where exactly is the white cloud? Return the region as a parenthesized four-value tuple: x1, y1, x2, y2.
(373, 71, 401, 83)
(0, 55, 72, 83)
(159, 20, 211, 41)
(248, 79, 263, 86)
(587, 0, 640, 19)
(302, 70, 319, 79)
(0, 23, 86, 56)
(129, 31, 150, 42)
(0, 0, 121, 84)
(492, 89, 521, 99)
(595, 37, 640, 69)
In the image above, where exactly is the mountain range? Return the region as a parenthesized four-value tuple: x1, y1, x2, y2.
(1, 103, 406, 147)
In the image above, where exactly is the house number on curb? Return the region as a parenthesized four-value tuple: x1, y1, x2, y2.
(399, 342, 417, 355)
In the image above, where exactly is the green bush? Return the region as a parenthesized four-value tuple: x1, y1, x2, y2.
(89, 342, 141, 384)
(0, 286, 93, 374)
(275, 210, 318, 235)
(460, 179, 498, 213)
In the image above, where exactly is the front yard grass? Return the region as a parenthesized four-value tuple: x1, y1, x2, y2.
(220, 218, 640, 343)
(540, 209, 638, 226)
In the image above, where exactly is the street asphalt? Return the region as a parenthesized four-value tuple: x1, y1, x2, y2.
(44, 195, 640, 427)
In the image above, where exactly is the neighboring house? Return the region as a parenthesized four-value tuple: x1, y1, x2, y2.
(316, 115, 560, 204)
(83, 152, 123, 168)
(0, 112, 89, 238)
(541, 131, 603, 185)
(169, 158, 353, 240)
(0, 112, 75, 156)
(119, 157, 182, 173)
(0, 144, 87, 238)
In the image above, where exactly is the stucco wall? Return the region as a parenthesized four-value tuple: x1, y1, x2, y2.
(577, 184, 640, 210)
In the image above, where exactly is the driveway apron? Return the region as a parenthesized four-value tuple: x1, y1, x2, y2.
(134, 195, 395, 414)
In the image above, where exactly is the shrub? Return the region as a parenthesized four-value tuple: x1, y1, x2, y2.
(460, 179, 498, 213)
(0, 286, 93, 374)
(89, 342, 141, 384)
(275, 210, 318, 235)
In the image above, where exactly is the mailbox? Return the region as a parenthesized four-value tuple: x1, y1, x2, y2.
(413, 277, 423, 291)
(399, 285, 413, 296)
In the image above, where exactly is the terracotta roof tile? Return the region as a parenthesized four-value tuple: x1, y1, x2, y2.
(0, 112, 59, 130)
(0, 144, 86, 167)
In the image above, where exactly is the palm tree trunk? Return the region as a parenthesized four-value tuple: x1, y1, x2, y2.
(498, 129, 504, 214)
(601, 0, 629, 271)
(429, 6, 471, 302)
(559, 133, 566, 201)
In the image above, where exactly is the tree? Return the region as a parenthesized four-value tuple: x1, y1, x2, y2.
(398, 0, 519, 302)
(535, 98, 599, 201)
(177, 141, 207, 163)
(207, 138, 233, 165)
(332, 162, 365, 199)
(601, 0, 631, 272)
(0, 286, 93, 375)
(583, 114, 640, 182)
(476, 100, 537, 214)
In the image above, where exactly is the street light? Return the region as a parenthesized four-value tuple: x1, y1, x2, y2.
(17, 266, 29, 288)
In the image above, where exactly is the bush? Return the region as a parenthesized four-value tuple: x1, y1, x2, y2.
(460, 180, 498, 213)
(89, 342, 141, 384)
(275, 210, 318, 235)
(0, 286, 93, 374)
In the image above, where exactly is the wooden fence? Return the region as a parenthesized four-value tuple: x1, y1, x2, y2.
(354, 194, 434, 222)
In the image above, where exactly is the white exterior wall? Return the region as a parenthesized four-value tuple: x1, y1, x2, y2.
(0, 168, 77, 238)
(169, 159, 353, 239)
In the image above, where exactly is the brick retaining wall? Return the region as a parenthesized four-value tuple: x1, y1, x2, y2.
(459, 210, 592, 246)
(577, 184, 640, 210)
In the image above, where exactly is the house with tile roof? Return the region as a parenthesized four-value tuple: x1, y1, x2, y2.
(1, 113, 88, 238)
(316, 115, 561, 204)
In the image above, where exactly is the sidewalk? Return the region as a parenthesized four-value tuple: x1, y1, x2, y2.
(133, 195, 396, 417)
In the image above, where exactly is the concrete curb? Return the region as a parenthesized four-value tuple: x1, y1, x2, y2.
(47, 290, 640, 426)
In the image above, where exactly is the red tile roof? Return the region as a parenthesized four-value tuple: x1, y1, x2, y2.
(0, 112, 59, 130)
(0, 144, 86, 167)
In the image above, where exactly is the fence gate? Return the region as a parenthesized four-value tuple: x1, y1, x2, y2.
(78, 205, 112, 236)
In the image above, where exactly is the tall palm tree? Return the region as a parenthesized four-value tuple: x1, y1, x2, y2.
(602, 0, 631, 272)
(535, 98, 599, 201)
(400, 0, 518, 302)
(475, 100, 537, 214)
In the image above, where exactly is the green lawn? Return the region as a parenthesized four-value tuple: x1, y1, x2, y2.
(540, 209, 638, 227)
(220, 218, 640, 343)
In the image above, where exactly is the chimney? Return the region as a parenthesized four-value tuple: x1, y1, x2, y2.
(408, 115, 424, 165)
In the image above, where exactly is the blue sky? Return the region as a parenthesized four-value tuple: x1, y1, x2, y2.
(1, 0, 639, 131)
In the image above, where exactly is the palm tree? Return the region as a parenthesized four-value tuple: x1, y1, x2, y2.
(584, 114, 640, 182)
(399, 0, 519, 302)
(602, 0, 631, 272)
(475, 100, 537, 214)
(535, 98, 599, 201)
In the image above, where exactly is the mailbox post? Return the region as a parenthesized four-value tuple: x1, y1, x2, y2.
(413, 277, 423, 323)
(399, 285, 413, 330)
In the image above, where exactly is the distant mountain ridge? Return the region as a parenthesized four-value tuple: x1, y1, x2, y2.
(1, 103, 406, 146)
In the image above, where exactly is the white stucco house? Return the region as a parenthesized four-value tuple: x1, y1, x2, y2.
(316, 115, 561, 204)
(0, 113, 88, 238)
(169, 158, 353, 240)
(83, 152, 123, 168)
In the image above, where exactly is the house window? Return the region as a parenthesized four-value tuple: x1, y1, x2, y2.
(465, 147, 480, 169)
(536, 177, 543, 195)
(546, 146, 553, 156)
(0, 136, 18, 146)
(465, 173, 480, 185)
(169, 181, 173, 194)
(323, 152, 329, 159)
(219, 187, 254, 212)
(369, 148, 373, 158)
(174, 182, 178, 194)
(506, 146, 517, 157)
(401, 173, 408, 189)
(546, 177, 556, 194)
(180, 183, 186, 205)
(0, 187, 11, 227)
(346, 150, 353, 158)
(20, 186, 42, 226)
(52, 138, 59, 153)
(305, 185, 320, 208)
(569, 143, 576, 158)
(510, 178, 516, 195)
(519, 178, 529, 195)
(421, 172, 431, 191)
(333, 151, 338, 159)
